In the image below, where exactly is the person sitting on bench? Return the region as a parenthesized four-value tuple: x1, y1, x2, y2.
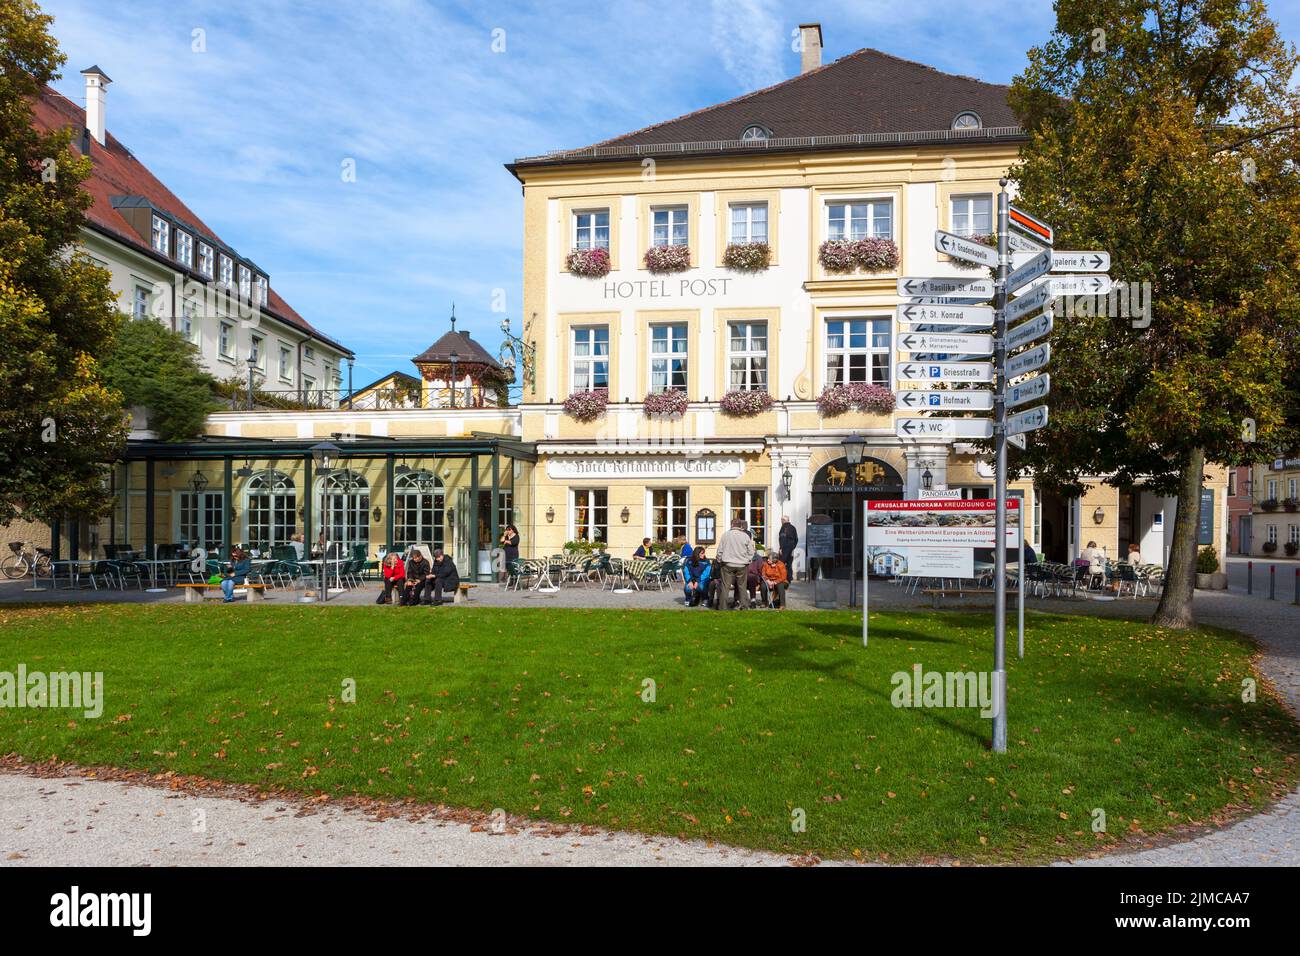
(221, 548, 252, 603)
(378, 552, 405, 605)
(761, 551, 788, 609)
(430, 549, 460, 605)
(402, 549, 432, 606)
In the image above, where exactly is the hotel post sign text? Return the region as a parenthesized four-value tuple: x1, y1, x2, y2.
(602, 277, 735, 300)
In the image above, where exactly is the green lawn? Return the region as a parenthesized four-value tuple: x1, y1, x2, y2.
(1, 604, 1295, 862)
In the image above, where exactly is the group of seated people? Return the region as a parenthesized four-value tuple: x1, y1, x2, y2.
(681, 547, 790, 610)
(376, 548, 461, 606)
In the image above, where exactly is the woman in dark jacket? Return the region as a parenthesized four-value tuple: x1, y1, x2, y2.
(431, 549, 460, 605)
(499, 524, 520, 583)
(403, 550, 432, 605)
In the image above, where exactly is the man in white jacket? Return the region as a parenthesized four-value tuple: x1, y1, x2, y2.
(715, 518, 756, 610)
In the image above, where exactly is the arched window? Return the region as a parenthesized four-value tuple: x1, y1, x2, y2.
(321, 470, 370, 554)
(393, 471, 444, 552)
(952, 111, 982, 131)
(244, 470, 296, 551)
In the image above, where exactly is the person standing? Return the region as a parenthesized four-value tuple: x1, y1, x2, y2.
(377, 551, 405, 605)
(778, 515, 798, 573)
(431, 549, 460, 605)
(499, 524, 520, 583)
(715, 518, 755, 610)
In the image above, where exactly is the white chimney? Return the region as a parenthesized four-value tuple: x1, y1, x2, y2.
(80, 66, 111, 146)
(799, 23, 823, 74)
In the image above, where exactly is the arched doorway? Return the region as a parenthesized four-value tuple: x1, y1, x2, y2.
(243, 469, 297, 552)
(320, 469, 370, 554)
(810, 456, 904, 573)
(393, 470, 445, 552)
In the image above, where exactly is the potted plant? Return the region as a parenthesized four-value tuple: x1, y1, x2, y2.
(643, 389, 689, 418)
(1260, 498, 1279, 511)
(817, 237, 899, 274)
(1262, 540, 1279, 554)
(644, 244, 691, 274)
(817, 382, 896, 417)
(719, 389, 774, 417)
(565, 247, 612, 278)
(1195, 545, 1219, 589)
(562, 388, 608, 422)
(722, 241, 771, 272)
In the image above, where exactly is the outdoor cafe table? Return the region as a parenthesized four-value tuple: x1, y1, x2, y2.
(136, 558, 191, 588)
(49, 559, 94, 590)
(297, 558, 346, 591)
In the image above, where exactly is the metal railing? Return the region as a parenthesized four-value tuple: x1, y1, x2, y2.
(212, 385, 508, 412)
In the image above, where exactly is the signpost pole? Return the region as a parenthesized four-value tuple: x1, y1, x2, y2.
(1018, 498, 1025, 659)
(992, 179, 1010, 753)
(862, 499, 869, 647)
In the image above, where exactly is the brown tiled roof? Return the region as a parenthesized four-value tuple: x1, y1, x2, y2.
(412, 329, 501, 369)
(512, 48, 1023, 171)
(32, 87, 352, 357)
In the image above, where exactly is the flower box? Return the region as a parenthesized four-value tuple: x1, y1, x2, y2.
(1262, 540, 1278, 553)
(817, 238, 899, 274)
(1260, 498, 1280, 512)
(719, 389, 774, 417)
(817, 383, 896, 417)
(1283, 497, 1299, 512)
(644, 244, 691, 274)
(565, 247, 611, 278)
(722, 241, 771, 272)
(643, 389, 689, 418)
(562, 389, 608, 422)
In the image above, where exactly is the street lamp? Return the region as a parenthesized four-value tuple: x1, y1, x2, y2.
(310, 441, 339, 602)
(842, 435, 866, 608)
(781, 465, 793, 499)
(922, 467, 933, 491)
(448, 351, 459, 409)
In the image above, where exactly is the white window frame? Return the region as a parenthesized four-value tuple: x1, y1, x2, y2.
(243, 470, 297, 552)
(219, 321, 234, 359)
(180, 299, 198, 343)
(647, 488, 688, 543)
(175, 229, 193, 267)
(1267, 525, 1278, 544)
(238, 265, 252, 301)
(649, 322, 688, 393)
(651, 206, 689, 247)
(132, 285, 150, 321)
(150, 215, 170, 254)
(256, 275, 268, 306)
(727, 488, 766, 546)
(729, 202, 768, 244)
(278, 345, 292, 381)
(1290, 524, 1299, 545)
(219, 254, 234, 288)
(825, 315, 892, 388)
(1289, 478, 1298, 499)
(249, 334, 264, 369)
(727, 320, 768, 391)
(950, 194, 993, 238)
(303, 346, 316, 362)
(826, 197, 893, 241)
(1267, 479, 1278, 500)
(175, 489, 224, 553)
(572, 209, 610, 251)
(570, 488, 608, 545)
(197, 242, 214, 278)
(571, 325, 610, 392)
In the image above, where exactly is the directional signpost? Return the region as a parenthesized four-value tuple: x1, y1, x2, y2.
(1006, 373, 1050, 409)
(897, 389, 994, 411)
(1007, 232, 1047, 255)
(935, 230, 999, 269)
(896, 361, 994, 383)
(1007, 249, 1052, 294)
(1051, 251, 1110, 272)
(898, 331, 993, 355)
(1031, 274, 1112, 296)
(896, 303, 995, 327)
(897, 277, 994, 299)
(1007, 405, 1049, 435)
(896, 417, 993, 440)
(1007, 283, 1053, 322)
(1006, 343, 1051, 378)
(1006, 312, 1053, 351)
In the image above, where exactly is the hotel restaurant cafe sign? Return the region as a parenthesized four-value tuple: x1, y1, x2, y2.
(546, 455, 744, 480)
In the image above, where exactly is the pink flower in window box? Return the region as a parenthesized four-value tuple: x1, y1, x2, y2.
(643, 389, 689, 417)
(644, 244, 691, 274)
(566, 247, 611, 278)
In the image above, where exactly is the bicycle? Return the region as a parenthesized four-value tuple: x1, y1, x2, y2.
(1, 541, 54, 580)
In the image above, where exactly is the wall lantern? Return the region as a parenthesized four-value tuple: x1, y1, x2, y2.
(781, 466, 793, 497)
(921, 468, 933, 490)
(620, 506, 631, 523)
(310, 441, 339, 475)
(841, 434, 866, 466)
(372, 506, 383, 523)
(189, 470, 208, 493)
(1092, 507, 1106, 525)
(545, 506, 556, 523)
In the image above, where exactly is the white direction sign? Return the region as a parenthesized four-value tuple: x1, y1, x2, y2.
(898, 389, 994, 411)
(1008, 433, 1027, 450)
(1007, 283, 1053, 322)
(1008, 205, 1054, 246)
(896, 417, 993, 440)
(1006, 343, 1051, 378)
(1008, 232, 1047, 255)
(898, 331, 993, 355)
(897, 276, 994, 299)
(896, 303, 995, 327)
(1006, 373, 1050, 409)
(1007, 249, 1052, 294)
(1052, 251, 1110, 272)
(1007, 405, 1049, 436)
(934, 230, 998, 268)
(1031, 274, 1112, 296)
(896, 361, 994, 384)
(1006, 312, 1053, 350)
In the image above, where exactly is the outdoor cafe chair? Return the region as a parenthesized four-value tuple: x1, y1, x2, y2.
(1115, 562, 1145, 598)
(602, 556, 627, 590)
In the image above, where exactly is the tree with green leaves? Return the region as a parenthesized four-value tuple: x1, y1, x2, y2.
(0, 0, 127, 526)
(101, 319, 217, 441)
(1008, 0, 1300, 628)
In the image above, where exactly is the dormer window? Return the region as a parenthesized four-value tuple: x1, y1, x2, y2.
(150, 215, 170, 254)
(952, 111, 982, 131)
(175, 230, 192, 267)
(219, 254, 234, 288)
(198, 242, 214, 278)
(256, 275, 268, 307)
(741, 124, 770, 142)
(238, 265, 252, 301)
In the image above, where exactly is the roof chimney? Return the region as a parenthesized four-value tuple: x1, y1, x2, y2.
(80, 65, 111, 146)
(798, 23, 822, 74)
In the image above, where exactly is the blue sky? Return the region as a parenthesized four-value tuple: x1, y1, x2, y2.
(42, 0, 1300, 390)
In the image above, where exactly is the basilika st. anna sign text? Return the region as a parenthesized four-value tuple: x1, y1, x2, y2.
(546, 457, 744, 480)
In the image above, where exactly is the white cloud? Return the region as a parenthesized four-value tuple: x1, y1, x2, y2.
(709, 0, 787, 91)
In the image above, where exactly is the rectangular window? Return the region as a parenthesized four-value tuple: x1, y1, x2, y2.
(1228, 471, 1237, 496)
(728, 320, 768, 391)
(181, 300, 198, 342)
(279, 346, 291, 380)
(573, 210, 610, 251)
(1290, 478, 1298, 499)
(132, 286, 150, 321)
(178, 491, 224, 552)
(1291, 525, 1299, 545)
(649, 323, 688, 392)
(728, 489, 766, 545)
(198, 242, 214, 278)
(219, 322, 233, 358)
(150, 215, 170, 254)
(571, 326, 609, 392)
(826, 318, 891, 386)
(827, 199, 892, 241)
(729, 202, 768, 244)
(175, 230, 193, 267)
(249, 335, 263, 368)
(238, 265, 252, 301)
(303, 346, 315, 362)
(256, 275, 268, 307)
(572, 489, 608, 544)
(219, 254, 234, 288)
(1267, 525, 1278, 544)
(302, 374, 316, 396)
(951, 194, 993, 237)
(651, 206, 688, 247)
(1268, 479, 1278, 500)
(650, 489, 688, 542)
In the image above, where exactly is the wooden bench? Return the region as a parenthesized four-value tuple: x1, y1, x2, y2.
(177, 582, 268, 603)
(453, 583, 477, 605)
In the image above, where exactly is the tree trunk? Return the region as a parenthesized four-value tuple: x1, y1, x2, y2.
(1150, 447, 1205, 629)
